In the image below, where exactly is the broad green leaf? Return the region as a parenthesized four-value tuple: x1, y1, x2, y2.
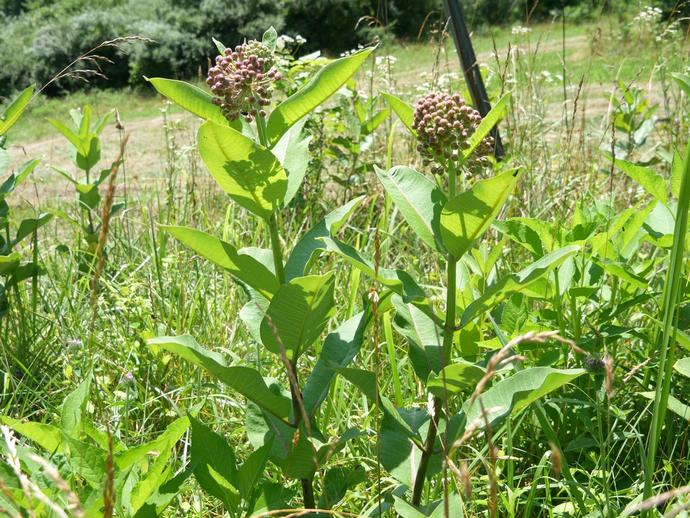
(376, 165, 446, 251)
(115, 416, 190, 471)
(266, 47, 374, 145)
(674, 357, 690, 378)
(47, 118, 85, 155)
(0, 159, 38, 197)
(0, 417, 63, 453)
(285, 196, 364, 280)
(383, 93, 415, 134)
(644, 201, 675, 247)
(463, 367, 585, 429)
(598, 260, 647, 290)
(362, 108, 390, 135)
(461, 245, 580, 326)
(237, 442, 272, 498)
(379, 407, 438, 488)
(250, 482, 296, 515)
(393, 493, 463, 518)
(463, 92, 510, 159)
(128, 439, 177, 513)
(614, 158, 667, 204)
(198, 121, 288, 219)
(672, 72, 690, 97)
(0, 85, 34, 136)
(63, 434, 107, 488)
(392, 297, 443, 381)
(640, 391, 690, 421)
(147, 78, 238, 129)
(302, 311, 367, 416)
(427, 361, 486, 398)
(76, 182, 100, 210)
(190, 416, 239, 506)
(148, 335, 291, 419)
(260, 273, 335, 360)
(337, 367, 414, 436)
(60, 374, 91, 437)
(284, 428, 318, 479)
(441, 168, 520, 258)
(320, 237, 426, 302)
(133, 467, 193, 518)
(495, 217, 554, 257)
(0, 253, 20, 275)
(163, 225, 279, 298)
(14, 213, 53, 245)
(270, 119, 311, 206)
(319, 467, 367, 510)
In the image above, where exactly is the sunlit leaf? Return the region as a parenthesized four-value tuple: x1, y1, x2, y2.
(266, 47, 374, 145)
(163, 225, 279, 299)
(463, 367, 586, 429)
(147, 78, 239, 129)
(198, 121, 288, 219)
(463, 93, 510, 159)
(0, 85, 34, 136)
(441, 168, 520, 258)
(148, 335, 291, 419)
(376, 165, 446, 251)
(383, 93, 415, 134)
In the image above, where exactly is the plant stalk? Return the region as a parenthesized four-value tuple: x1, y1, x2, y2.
(257, 113, 312, 507)
(412, 165, 458, 506)
(643, 138, 690, 509)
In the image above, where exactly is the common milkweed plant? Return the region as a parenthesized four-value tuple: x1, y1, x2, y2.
(147, 28, 376, 512)
(318, 88, 590, 510)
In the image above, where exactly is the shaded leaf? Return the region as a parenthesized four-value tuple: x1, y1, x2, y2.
(260, 273, 335, 360)
(148, 335, 291, 419)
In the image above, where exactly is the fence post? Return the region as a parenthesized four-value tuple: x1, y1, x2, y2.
(443, 0, 505, 159)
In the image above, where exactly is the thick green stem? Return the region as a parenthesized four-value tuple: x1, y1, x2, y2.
(643, 138, 690, 510)
(268, 216, 286, 284)
(412, 165, 458, 506)
(255, 114, 286, 285)
(256, 114, 313, 507)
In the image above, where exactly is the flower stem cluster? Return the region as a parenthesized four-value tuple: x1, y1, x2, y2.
(413, 92, 494, 174)
(207, 40, 282, 123)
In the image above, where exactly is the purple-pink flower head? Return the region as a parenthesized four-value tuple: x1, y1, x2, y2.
(206, 40, 282, 123)
(412, 92, 494, 174)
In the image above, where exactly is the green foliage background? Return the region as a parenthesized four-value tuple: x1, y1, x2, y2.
(0, 0, 680, 97)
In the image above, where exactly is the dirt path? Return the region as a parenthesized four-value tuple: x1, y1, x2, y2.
(10, 112, 197, 205)
(7, 32, 663, 205)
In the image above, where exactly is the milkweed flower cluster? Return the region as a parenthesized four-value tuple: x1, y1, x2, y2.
(413, 92, 494, 174)
(207, 40, 282, 123)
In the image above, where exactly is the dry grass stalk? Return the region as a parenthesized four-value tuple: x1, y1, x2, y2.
(89, 133, 130, 315)
(27, 454, 84, 517)
(627, 484, 690, 514)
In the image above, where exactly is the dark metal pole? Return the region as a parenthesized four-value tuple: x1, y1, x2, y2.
(443, 0, 505, 159)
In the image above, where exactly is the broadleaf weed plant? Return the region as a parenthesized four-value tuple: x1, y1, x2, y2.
(319, 88, 596, 513)
(48, 105, 122, 275)
(0, 85, 53, 370)
(146, 27, 378, 512)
